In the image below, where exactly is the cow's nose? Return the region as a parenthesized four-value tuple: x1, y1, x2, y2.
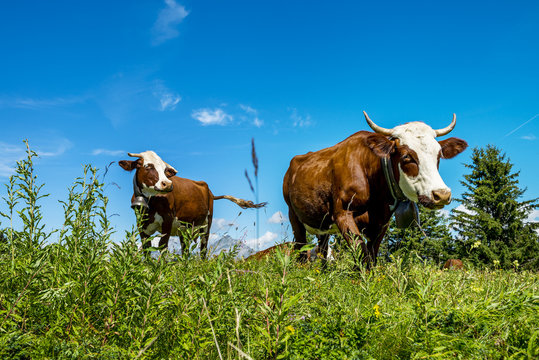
(161, 181, 170, 188)
(432, 189, 451, 205)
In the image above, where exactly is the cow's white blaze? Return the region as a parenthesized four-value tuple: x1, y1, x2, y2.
(137, 150, 176, 195)
(391, 122, 449, 201)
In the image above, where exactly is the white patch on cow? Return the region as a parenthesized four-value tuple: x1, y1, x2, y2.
(391, 122, 450, 201)
(137, 150, 176, 193)
(304, 223, 340, 235)
(144, 213, 164, 235)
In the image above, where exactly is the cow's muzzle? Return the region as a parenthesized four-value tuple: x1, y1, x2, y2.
(432, 189, 451, 206)
(418, 189, 451, 209)
(157, 182, 173, 193)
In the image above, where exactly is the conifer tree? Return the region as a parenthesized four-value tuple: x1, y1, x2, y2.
(452, 145, 539, 269)
(381, 206, 455, 264)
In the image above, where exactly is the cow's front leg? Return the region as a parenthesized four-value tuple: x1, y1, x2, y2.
(140, 232, 152, 250)
(158, 221, 172, 251)
(366, 224, 389, 266)
(334, 211, 372, 266)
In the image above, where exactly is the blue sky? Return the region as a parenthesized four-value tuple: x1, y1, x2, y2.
(1, 0, 538, 250)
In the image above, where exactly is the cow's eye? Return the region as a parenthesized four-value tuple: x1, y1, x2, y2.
(145, 164, 154, 169)
(402, 155, 412, 162)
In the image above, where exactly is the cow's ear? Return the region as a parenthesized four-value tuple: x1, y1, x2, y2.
(165, 166, 177, 178)
(439, 137, 468, 159)
(365, 133, 396, 157)
(119, 159, 140, 171)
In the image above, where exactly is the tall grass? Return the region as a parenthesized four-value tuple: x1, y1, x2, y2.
(0, 146, 537, 359)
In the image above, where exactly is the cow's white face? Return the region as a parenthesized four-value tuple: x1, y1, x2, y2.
(363, 112, 468, 210)
(136, 151, 176, 196)
(119, 151, 177, 197)
(391, 122, 451, 208)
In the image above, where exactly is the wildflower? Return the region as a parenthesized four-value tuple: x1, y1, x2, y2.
(471, 240, 482, 249)
(373, 304, 381, 319)
(493, 259, 500, 268)
(513, 260, 519, 269)
(286, 325, 295, 334)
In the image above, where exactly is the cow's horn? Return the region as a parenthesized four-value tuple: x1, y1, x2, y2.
(128, 152, 143, 158)
(434, 114, 456, 137)
(363, 111, 393, 136)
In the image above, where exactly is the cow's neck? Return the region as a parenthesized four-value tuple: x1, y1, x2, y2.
(381, 156, 406, 211)
(381, 156, 420, 228)
(131, 175, 150, 209)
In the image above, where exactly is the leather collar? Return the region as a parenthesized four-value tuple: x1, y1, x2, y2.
(381, 156, 407, 211)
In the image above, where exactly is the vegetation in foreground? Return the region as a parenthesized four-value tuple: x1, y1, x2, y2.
(0, 144, 538, 359)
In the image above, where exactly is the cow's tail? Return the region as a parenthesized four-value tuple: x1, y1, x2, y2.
(214, 195, 267, 209)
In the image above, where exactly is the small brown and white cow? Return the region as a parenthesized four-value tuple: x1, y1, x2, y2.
(119, 151, 265, 257)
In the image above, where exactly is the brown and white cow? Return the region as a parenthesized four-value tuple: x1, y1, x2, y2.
(119, 151, 265, 257)
(283, 112, 468, 265)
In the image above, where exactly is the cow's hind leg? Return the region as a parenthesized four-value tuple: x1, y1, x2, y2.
(288, 208, 308, 262)
(200, 217, 211, 260)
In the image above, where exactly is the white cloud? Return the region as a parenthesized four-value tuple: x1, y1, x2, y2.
(0, 142, 25, 177)
(92, 149, 125, 156)
(253, 117, 263, 127)
(527, 209, 539, 223)
(159, 93, 181, 111)
(153, 81, 181, 111)
(439, 208, 450, 218)
(289, 108, 312, 127)
(521, 134, 536, 141)
(0, 95, 87, 109)
(0, 139, 72, 177)
(268, 211, 288, 224)
(244, 231, 278, 249)
(240, 104, 256, 114)
(192, 108, 232, 126)
(452, 204, 475, 216)
(240, 104, 263, 127)
(212, 218, 236, 231)
(152, 0, 189, 46)
(37, 138, 73, 157)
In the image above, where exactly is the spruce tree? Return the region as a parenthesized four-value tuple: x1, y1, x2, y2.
(381, 206, 455, 264)
(452, 145, 539, 269)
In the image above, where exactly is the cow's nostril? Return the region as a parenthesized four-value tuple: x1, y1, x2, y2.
(432, 189, 451, 204)
(161, 181, 168, 188)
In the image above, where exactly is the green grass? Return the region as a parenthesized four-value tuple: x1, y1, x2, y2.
(0, 145, 537, 359)
(1, 240, 538, 359)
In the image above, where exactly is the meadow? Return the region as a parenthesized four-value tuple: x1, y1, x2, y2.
(0, 148, 538, 359)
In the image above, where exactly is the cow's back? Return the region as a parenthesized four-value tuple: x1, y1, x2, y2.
(283, 131, 374, 229)
(169, 177, 212, 225)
